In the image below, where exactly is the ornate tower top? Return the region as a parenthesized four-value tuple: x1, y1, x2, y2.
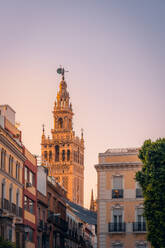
(41, 68, 84, 205)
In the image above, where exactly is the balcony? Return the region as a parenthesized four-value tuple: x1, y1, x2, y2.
(112, 189, 123, 199)
(108, 222, 126, 233)
(37, 220, 44, 232)
(0, 199, 22, 218)
(136, 188, 143, 198)
(47, 214, 68, 232)
(133, 222, 146, 232)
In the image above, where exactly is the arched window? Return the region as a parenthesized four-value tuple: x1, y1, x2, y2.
(9, 155, 13, 175)
(1, 149, 6, 170)
(67, 150, 70, 161)
(55, 145, 59, 162)
(44, 151, 47, 159)
(62, 150, 65, 161)
(58, 118, 63, 128)
(49, 151, 52, 161)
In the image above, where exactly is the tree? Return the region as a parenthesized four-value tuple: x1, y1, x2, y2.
(0, 237, 16, 248)
(136, 138, 165, 248)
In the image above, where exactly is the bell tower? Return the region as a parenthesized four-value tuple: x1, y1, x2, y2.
(41, 68, 84, 206)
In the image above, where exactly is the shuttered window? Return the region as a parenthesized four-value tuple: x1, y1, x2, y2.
(113, 176, 123, 189)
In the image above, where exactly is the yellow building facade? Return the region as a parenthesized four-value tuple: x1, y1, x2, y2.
(95, 148, 151, 248)
(0, 105, 25, 245)
(41, 73, 84, 206)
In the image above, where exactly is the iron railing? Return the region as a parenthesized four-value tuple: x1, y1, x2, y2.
(133, 222, 146, 232)
(108, 222, 126, 232)
(112, 189, 124, 198)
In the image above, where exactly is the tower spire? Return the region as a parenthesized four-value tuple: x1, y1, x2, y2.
(90, 189, 95, 211)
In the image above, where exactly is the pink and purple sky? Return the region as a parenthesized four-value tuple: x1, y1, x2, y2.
(0, 0, 165, 207)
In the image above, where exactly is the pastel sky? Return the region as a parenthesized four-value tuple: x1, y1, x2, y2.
(0, 0, 165, 208)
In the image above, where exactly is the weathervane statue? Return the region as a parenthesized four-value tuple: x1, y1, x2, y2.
(57, 66, 68, 80)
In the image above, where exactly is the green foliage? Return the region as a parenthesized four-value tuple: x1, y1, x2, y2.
(0, 237, 16, 248)
(136, 138, 165, 248)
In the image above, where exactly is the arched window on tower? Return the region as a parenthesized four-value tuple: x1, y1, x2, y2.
(58, 118, 63, 128)
(62, 150, 65, 161)
(69, 119, 72, 129)
(67, 150, 70, 161)
(44, 151, 47, 160)
(55, 145, 59, 162)
(49, 151, 52, 161)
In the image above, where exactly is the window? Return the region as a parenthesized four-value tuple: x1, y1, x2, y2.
(29, 199, 34, 214)
(25, 167, 28, 181)
(16, 162, 20, 181)
(137, 208, 144, 223)
(24, 196, 34, 214)
(1, 149, 6, 170)
(113, 176, 123, 189)
(55, 145, 59, 161)
(67, 150, 70, 161)
(112, 176, 123, 198)
(9, 156, 13, 176)
(136, 182, 143, 198)
(58, 118, 63, 128)
(29, 228, 34, 242)
(1, 179, 5, 204)
(9, 185, 13, 206)
(109, 208, 125, 232)
(25, 227, 34, 243)
(44, 151, 47, 159)
(29, 171, 35, 186)
(113, 208, 123, 224)
(62, 150, 65, 161)
(24, 196, 28, 210)
(49, 151, 52, 161)
(133, 207, 146, 232)
(16, 190, 19, 209)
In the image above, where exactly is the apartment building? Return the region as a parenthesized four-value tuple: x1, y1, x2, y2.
(0, 105, 25, 246)
(47, 176, 68, 248)
(95, 148, 150, 248)
(23, 147, 37, 248)
(37, 165, 68, 248)
(37, 166, 49, 248)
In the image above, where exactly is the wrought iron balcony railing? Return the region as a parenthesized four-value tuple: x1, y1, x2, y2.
(112, 189, 124, 198)
(133, 222, 146, 232)
(47, 214, 68, 232)
(108, 222, 126, 232)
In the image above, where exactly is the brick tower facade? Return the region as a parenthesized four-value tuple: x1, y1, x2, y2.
(41, 70, 84, 206)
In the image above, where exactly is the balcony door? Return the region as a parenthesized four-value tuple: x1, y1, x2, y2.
(136, 208, 145, 231)
(1, 180, 5, 208)
(113, 208, 123, 231)
(137, 208, 144, 223)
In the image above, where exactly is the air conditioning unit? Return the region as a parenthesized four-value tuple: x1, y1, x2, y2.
(26, 182, 32, 188)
